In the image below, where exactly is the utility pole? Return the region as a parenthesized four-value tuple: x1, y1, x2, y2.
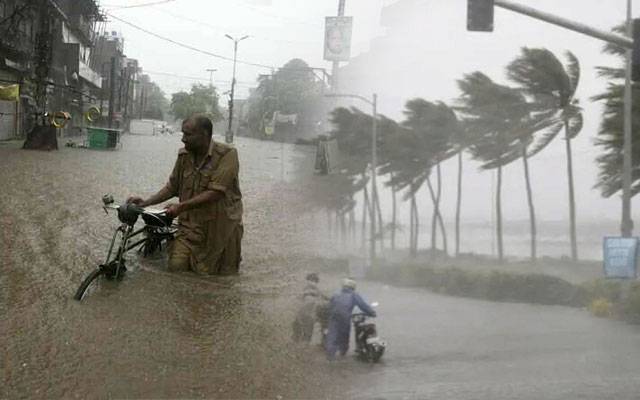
(622, 0, 634, 237)
(371, 93, 378, 260)
(108, 57, 116, 128)
(225, 34, 249, 143)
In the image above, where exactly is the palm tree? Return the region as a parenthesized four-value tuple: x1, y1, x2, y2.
(379, 123, 433, 257)
(506, 47, 583, 261)
(456, 72, 535, 263)
(402, 99, 459, 256)
(593, 25, 640, 201)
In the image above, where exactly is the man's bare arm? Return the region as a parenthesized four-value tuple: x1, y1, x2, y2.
(165, 190, 223, 217)
(128, 186, 174, 207)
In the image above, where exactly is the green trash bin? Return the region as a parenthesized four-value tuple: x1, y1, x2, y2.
(87, 127, 120, 149)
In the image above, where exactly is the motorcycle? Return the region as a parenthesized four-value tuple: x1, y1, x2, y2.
(352, 302, 386, 363)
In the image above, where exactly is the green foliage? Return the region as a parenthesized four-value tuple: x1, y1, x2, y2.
(505, 47, 583, 158)
(456, 72, 531, 170)
(246, 58, 326, 138)
(170, 83, 222, 122)
(593, 24, 640, 197)
(366, 263, 584, 306)
(141, 82, 169, 120)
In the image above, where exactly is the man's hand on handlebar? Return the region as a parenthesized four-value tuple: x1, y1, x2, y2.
(164, 203, 182, 218)
(127, 196, 145, 206)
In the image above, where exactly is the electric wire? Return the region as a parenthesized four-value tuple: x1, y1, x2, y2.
(102, 0, 178, 10)
(105, 12, 275, 70)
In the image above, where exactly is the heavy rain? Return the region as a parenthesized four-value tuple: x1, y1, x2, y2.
(2, 0, 640, 399)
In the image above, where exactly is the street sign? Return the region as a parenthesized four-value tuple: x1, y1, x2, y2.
(603, 237, 639, 279)
(324, 16, 353, 61)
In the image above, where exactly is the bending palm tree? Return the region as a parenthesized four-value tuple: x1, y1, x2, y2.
(457, 72, 535, 263)
(506, 47, 583, 261)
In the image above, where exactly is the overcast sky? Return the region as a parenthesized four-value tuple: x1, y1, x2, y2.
(100, 0, 640, 241)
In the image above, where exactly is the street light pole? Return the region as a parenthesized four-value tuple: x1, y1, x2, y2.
(622, 0, 634, 237)
(225, 34, 249, 144)
(371, 93, 378, 261)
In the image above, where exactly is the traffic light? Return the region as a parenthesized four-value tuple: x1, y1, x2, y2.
(467, 0, 494, 32)
(632, 18, 640, 82)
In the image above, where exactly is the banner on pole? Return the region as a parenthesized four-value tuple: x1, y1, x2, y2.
(0, 84, 19, 102)
(324, 16, 353, 62)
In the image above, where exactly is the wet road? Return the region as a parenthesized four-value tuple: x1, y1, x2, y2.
(344, 281, 640, 400)
(3, 134, 640, 399)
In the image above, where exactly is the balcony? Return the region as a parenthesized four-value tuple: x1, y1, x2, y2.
(0, 30, 34, 62)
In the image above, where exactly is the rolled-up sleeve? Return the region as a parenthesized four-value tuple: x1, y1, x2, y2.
(207, 148, 239, 193)
(164, 157, 181, 196)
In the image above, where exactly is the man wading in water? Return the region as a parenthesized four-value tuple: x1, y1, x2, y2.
(128, 114, 243, 275)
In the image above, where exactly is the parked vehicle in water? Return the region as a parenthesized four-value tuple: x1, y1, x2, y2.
(129, 119, 172, 136)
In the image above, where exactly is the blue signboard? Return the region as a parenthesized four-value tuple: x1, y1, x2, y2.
(603, 237, 639, 279)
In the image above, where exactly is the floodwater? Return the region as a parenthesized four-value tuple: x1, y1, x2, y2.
(0, 134, 345, 399)
(3, 134, 640, 399)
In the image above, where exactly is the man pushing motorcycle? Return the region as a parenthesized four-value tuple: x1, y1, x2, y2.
(325, 277, 377, 361)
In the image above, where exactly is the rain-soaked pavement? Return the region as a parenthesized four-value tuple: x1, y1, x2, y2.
(3, 134, 640, 399)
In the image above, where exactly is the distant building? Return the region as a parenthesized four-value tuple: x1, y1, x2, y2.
(0, 0, 103, 139)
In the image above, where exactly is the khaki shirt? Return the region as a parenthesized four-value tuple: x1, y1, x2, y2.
(163, 140, 243, 272)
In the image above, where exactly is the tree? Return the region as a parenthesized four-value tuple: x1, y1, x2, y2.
(507, 47, 583, 261)
(402, 99, 460, 256)
(170, 83, 222, 122)
(379, 116, 433, 257)
(593, 25, 640, 200)
(140, 82, 169, 120)
(246, 58, 326, 140)
(456, 72, 535, 263)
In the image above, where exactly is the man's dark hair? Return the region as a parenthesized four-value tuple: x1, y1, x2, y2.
(184, 114, 213, 137)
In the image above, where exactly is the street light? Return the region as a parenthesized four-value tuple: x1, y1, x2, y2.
(224, 34, 249, 143)
(324, 92, 378, 264)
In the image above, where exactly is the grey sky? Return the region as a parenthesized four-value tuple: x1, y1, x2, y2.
(102, 0, 639, 232)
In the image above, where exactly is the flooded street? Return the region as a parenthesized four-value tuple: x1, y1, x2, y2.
(3, 134, 640, 399)
(1, 135, 345, 399)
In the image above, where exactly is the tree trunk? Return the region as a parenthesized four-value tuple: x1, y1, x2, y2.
(373, 183, 384, 252)
(362, 186, 370, 251)
(391, 185, 397, 251)
(522, 147, 537, 262)
(564, 121, 578, 261)
(455, 151, 463, 257)
(409, 194, 415, 257)
(427, 176, 438, 252)
(496, 165, 504, 263)
(340, 212, 347, 250)
(410, 193, 419, 257)
(436, 163, 448, 256)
